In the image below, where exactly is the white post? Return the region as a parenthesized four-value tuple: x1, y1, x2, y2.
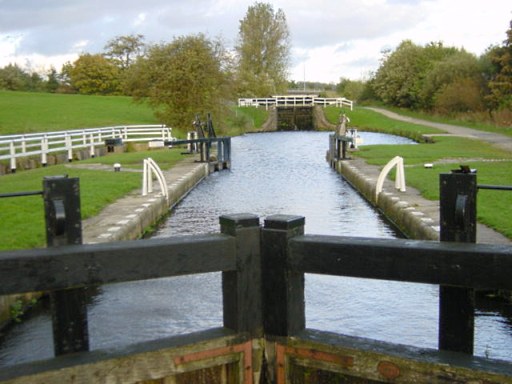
(9, 141, 16, 172)
(66, 134, 72, 162)
(89, 133, 95, 158)
(41, 137, 48, 166)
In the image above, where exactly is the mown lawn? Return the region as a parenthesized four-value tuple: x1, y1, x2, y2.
(0, 148, 186, 250)
(0, 90, 158, 134)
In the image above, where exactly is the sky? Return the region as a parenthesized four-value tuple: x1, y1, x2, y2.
(0, 0, 510, 84)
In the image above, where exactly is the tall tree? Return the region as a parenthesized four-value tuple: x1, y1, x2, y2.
(235, 2, 291, 96)
(104, 34, 146, 70)
(485, 19, 512, 111)
(126, 34, 232, 132)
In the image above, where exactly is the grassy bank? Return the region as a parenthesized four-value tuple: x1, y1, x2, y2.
(0, 91, 158, 134)
(328, 106, 512, 239)
(0, 148, 186, 250)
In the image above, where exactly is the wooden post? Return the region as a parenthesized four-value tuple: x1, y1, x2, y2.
(438, 172, 477, 354)
(261, 215, 305, 336)
(220, 214, 262, 336)
(43, 176, 90, 356)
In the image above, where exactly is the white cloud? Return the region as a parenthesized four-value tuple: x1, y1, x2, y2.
(0, 0, 510, 83)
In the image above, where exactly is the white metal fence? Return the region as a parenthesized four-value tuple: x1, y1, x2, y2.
(0, 125, 174, 172)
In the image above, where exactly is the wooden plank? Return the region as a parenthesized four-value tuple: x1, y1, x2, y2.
(0, 234, 236, 295)
(289, 235, 512, 290)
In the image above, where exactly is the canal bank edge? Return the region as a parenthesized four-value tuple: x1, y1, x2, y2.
(0, 156, 209, 331)
(331, 156, 511, 244)
(81, 155, 209, 244)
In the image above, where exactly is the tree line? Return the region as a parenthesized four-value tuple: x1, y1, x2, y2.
(0, 2, 290, 131)
(339, 19, 512, 124)
(1, 6, 510, 128)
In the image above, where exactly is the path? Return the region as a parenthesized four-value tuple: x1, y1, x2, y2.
(365, 107, 512, 152)
(354, 107, 511, 244)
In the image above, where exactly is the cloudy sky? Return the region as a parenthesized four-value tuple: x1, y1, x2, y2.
(0, 0, 510, 84)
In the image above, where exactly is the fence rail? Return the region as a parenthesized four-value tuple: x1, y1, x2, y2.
(0, 125, 174, 172)
(1, 175, 511, 383)
(238, 95, 353, 110)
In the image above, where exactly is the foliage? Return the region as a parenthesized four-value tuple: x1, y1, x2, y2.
(69, 53, 122, 95)
(420, 50, 484, 111)
(235, 2, 291, 97)
(372, 41, 458, 109)
(126, 34, 233, 134)
(0, 63, 45, 92)
(104, 34, 146, 70)
(336, 78, 366, 101)
(485, 20, 512, 111)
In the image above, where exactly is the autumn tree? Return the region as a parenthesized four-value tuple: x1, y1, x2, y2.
(235, 2, 291, 96)
(104, 34, 146, 70)
(126, 34, 232, 132)
(485, 19, 512, 111)
(69, 54, 121, 95)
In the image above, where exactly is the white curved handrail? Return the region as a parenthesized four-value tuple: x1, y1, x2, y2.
(142, 158, 169, 201)
(375, 156, 406, 202)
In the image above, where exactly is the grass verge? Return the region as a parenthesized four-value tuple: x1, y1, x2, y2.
(0, 148, 186, 250)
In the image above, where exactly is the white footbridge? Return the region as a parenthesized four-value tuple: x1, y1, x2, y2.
(238, 95, 353, 110)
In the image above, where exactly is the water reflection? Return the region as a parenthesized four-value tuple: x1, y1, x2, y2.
(1, 131, 511, 366)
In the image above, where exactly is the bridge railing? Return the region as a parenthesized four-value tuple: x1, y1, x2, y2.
(238, 95, 353, 110)
(0, 124, 173, 172)
(0, 175, 511, 383)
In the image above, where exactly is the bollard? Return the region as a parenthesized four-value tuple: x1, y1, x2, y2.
(43, 176, 90, 356)
(438, 170, 477, 354)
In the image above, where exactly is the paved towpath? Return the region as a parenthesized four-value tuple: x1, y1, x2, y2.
(365, 107, 512, 152)
(357, 107, 511, 244)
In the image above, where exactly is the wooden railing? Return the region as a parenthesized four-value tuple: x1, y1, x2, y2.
(238, 95, 353, 110)
(0, 175, 511, 383)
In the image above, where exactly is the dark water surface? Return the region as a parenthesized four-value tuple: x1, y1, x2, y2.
(1, 131, 511, 366)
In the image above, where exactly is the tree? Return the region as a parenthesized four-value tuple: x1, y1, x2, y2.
(69, 54, 121, 95)
(126, 34, 232, 132)
(372, 41, 456, 108)
(46, 67, 60, 93)
(104, 34, 146, 70)
(485, 19, 512, 110)
(420, 50, 483, 111)
(235, 2, 290, 96)
(0, 64, 31, 91)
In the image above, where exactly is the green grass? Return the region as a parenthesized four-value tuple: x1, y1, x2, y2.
(382, 106, 512, 138)
(324, 106, 442, 142)
(329, 106, 512, 239)
(0, 148, 186, 250)
(0, 91, 158, 134)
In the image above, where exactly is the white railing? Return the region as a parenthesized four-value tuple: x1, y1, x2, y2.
(142, 158, 168, 201)
(0, 125, 174, 172)
(375, 156, 406, 202)
(238, 95, 353, 110)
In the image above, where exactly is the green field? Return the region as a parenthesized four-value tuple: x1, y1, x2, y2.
(1, 92, 511, 249)
(0, 90, 158, 134)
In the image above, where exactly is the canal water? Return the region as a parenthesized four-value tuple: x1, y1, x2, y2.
(0, 131, 511, 366)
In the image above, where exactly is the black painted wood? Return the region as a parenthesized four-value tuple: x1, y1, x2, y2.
(439, 172, 477, 354)
(288, 235, 512, 290)
(220, 214, 262, 336)
(261, 215, 305, 336)
(0, 234, 236, 295)
(43, 176, 89, 355)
